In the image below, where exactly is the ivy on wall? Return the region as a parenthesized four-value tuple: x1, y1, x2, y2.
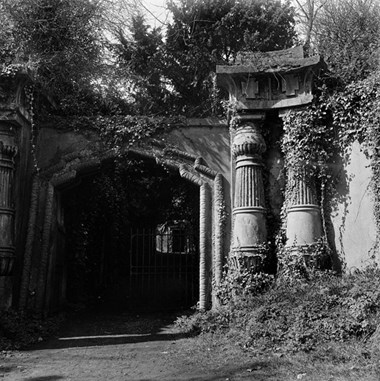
(331, 72, 380, 255)
(279, 72, 380, 272)
(279, 86, 338, 271)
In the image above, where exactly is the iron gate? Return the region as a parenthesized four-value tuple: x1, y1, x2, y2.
(129, 226, 198, 310)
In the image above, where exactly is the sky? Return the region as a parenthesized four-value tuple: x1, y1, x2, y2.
(140, 0, 171, 28)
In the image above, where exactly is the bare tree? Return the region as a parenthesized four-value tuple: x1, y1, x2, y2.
(294, 0, 327, 55)
(314, 0, 380, 82)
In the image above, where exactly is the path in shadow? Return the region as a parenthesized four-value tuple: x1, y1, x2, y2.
(28, 309, 193, 351)
(22, 376, 64, 381)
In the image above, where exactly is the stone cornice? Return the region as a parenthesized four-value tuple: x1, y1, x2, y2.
(216, 46, 324, 111)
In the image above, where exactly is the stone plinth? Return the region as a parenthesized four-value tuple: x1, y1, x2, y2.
(231, 117, 267, 270)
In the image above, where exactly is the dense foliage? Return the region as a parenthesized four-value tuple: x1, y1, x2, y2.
(177, 267, 380, 356)
(1, 0, 107, 111)
(316, 0, 380, 84)
(295, 0, 380, 85)
(0, 0, 297, 119)
(161, 0, 296, 115)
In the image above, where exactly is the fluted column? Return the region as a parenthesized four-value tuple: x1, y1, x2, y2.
(0, 141, 17, 276)
(285, 166, 322, 254)
(231, 117, 267, 271)
(199, 182, 211, 311)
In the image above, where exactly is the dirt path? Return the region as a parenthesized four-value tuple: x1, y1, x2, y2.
(0, 311, 260, 381)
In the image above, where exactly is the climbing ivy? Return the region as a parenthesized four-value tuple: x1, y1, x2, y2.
(331, 71, 380, 254)
(38, 113, 187, 155)
(96, 114, 186, 150)
(279, 70, 380, 270)
(279, 83, 343, 273)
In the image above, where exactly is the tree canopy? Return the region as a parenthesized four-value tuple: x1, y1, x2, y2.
(294, 0, 380, 84)
(0, 0, 297, 119)
(4, 0, 380, 118)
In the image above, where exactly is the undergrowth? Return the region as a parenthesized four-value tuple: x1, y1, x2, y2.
(0, 310, 62, 350)
(176, 266, 380, 359)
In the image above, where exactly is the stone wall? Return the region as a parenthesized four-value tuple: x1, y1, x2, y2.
(332, 141, 378, 271)
(25, 119, 231, 313)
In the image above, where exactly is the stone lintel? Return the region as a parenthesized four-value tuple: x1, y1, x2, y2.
(216, 55, 321, 75)
(217, 47, 323, 111)
(232, 94, 314, 110)
(233, 113, 266, 122)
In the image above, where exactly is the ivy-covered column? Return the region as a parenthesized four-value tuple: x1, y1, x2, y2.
(231, 115, 267, 271)
(285, 165, 323, 263)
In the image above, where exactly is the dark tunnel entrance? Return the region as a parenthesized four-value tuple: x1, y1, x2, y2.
(61, 155, 200, 312)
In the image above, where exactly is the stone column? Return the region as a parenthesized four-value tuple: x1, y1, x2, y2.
(0, 141, 17, 276)
(199, 182, 211, 311)
(231, 116, 267, 271)
(285, 166, 322, 262)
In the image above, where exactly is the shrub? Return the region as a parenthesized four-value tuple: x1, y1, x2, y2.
(0, 310, 62, 350)
(215, 261, 275, 305)
(177, 266, 380, 354)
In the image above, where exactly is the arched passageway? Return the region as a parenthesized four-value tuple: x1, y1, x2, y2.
(18, 142, 228, 315)
(56, 155, 200, 312)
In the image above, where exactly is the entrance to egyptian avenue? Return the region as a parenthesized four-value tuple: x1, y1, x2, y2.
(61, 154, 200, 312)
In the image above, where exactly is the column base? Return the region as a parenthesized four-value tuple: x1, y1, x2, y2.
(282, 245, 322, 269)
(230, 247, 268, 272)
(286, 204, 322, 247)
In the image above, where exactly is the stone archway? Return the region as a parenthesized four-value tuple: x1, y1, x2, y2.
(18, 145, 227, 314)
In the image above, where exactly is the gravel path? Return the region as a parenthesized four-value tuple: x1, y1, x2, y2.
(0, 311, 257, 381)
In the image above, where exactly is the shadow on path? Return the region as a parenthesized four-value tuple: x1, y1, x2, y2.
(22, 376, 64, 381)
(27, 309, 194, 351)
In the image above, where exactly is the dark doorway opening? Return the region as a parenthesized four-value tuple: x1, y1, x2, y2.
(61, 155, 200, 312)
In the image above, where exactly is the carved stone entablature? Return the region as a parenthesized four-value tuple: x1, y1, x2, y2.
(0, 70, 33, 125)
(216, 46, 324, 111)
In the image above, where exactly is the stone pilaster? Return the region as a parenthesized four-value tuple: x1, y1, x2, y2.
(0, 141, 17, 276)
(231, 116, 267, 271)
(285, 166, 322, 254)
